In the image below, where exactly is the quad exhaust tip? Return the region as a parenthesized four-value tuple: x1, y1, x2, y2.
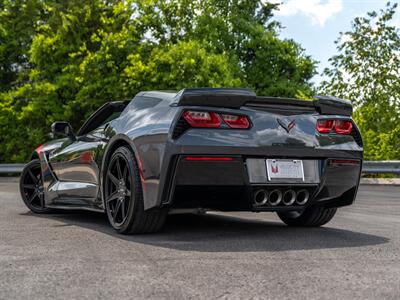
(282, 189, 296, 206)
(253, 189, 268, 206)
(296, 189, 310, 205)
(268, 189, 282, 206)
(253, 188, 310, 207)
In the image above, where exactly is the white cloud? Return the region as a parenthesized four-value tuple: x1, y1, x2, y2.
(271, 0, 343, 27)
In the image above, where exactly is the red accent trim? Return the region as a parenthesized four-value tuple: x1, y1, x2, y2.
(185, 156, 235, 161)
(330, 159, 360, 165)
(136, 156, 146, 191)
(35, 144, 44, 154)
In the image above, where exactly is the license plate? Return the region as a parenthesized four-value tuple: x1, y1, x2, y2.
(266, 159, 304, 181)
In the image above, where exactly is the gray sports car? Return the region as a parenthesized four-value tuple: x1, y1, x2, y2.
(19, 88, 363, 234)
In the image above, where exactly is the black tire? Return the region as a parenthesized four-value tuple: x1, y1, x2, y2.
(277, 205, 337, 227)
(19, 159, 52, 214)
(104, 146, 167, 234)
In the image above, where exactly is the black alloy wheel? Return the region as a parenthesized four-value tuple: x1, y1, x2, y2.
(104, 146, 167, 234)
(20, 159, 51, 213)
(105, 150, 132, 228)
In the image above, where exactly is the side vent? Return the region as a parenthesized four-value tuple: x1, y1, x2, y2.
(351, 127, 363, 147)
(172, 117, 190, 139)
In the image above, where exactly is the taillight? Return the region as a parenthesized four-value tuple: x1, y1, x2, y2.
(316, 119, 334, 133)
(221, 114, 250, 129)
(317, 119, 353, 135)
(182, 110, 250, 129)
(334, 120, 353, 135)
(183, 111, 221, 128)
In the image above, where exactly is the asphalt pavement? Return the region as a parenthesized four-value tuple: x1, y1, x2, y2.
(0, 178, 399, 299)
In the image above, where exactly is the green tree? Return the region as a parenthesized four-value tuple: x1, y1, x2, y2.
(135, 0, 316, 97)
(0, 0, 317, 162)
(0, 0, 47, 91)
(320, 2, 400, 160)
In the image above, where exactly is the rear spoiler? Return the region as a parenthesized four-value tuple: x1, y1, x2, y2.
(173, 88, 352, 116)
(313, 95, 353, 116)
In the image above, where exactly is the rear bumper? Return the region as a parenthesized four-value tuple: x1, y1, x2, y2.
(162, 155, 362, 211)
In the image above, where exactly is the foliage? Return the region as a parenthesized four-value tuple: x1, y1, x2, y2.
(0, 0, 47, 91)
(0, 0, 317, 162)
(320, 2, 400, 160)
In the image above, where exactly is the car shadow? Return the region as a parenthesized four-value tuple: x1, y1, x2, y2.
(21, 210, 389, 252)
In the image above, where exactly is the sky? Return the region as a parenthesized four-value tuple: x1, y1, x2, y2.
(269, 0, 400, 85)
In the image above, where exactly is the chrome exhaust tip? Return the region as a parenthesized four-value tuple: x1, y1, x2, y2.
(296, 189, 310, 205)
(268, 189, 282, 206)
(282, 189, 296, 206)
(253, 189, 268, 206)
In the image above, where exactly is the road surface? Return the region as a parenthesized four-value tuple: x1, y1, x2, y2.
(0, 178, 399, 299)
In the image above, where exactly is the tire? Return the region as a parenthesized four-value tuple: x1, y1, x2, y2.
(277, 205, 337, 227)
(104, 146, 167, 234)
(19, 159, 52, 214)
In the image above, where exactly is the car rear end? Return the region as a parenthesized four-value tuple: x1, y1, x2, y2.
(161, 89, 363, 214)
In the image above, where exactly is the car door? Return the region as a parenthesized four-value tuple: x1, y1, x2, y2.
(48, 126, 108, 206)
(47, 102, 126, 207)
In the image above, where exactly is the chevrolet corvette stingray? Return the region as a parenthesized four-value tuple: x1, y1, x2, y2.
(19, 88, 363, 234)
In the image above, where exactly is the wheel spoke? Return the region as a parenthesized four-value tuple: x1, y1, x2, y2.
(125, 188, 131, 197)
(23, 184, 36, 190)
(115, 158, 123, 179)
(39, 193, 45, 208)
(106, 191, 119, 203)
(107, 172, 120, 187)
(28, 169, 38, 184)
(29, 191, 38, 204)
(113, 199, 122, 220)
(121, 199, 126, 220)
(123, 165, 128, 184)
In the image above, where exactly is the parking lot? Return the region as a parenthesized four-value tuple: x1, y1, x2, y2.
(0, 178, 399, 299)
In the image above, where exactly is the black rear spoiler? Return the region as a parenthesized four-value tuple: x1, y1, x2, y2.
(173, 88, 352, 116)
(313, 95, 353, 116)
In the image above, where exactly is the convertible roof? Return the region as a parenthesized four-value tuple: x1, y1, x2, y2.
(135, 88, 255, 104)
(136, 90, 178, 101)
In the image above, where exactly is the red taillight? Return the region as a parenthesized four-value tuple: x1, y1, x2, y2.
(316, 119, 334, 133)
(182, 110, 250, 129)
(317, 119, 353, 135)
(185, 156, 234, 161)
(183, 111, 221, 128)
(221, 114, 250, 129)
(334, 120, 353, 135)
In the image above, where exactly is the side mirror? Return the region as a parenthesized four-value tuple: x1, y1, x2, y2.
(51, 122, 76, 140)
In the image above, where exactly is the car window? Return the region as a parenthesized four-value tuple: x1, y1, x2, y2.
(99, 111, 122, 127)
(78, 102, 127, 136)
(86, 112, 122, 137)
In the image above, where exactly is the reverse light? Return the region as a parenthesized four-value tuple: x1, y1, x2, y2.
(183, 111, 221, 128)
(334, 120, 353, 135)
(221, 114, 250, 129)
